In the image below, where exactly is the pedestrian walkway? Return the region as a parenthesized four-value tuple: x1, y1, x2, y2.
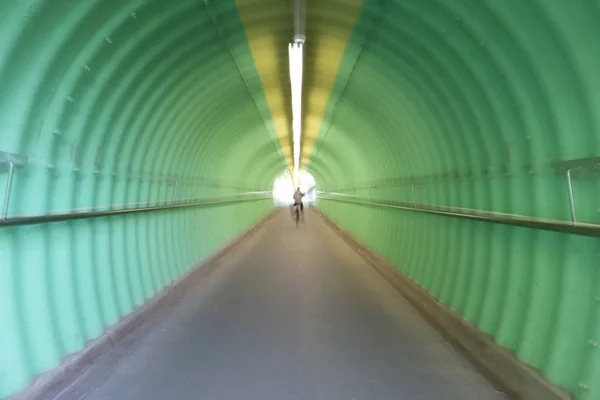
(54, 209, 504, 400)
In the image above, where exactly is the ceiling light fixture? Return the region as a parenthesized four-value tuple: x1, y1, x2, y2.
(289, 39, 304, 185)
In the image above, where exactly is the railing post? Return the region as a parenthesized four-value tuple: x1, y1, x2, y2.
(566, 169, 577, 223)
(0, 151, 26, 220)
(172, 181, 178, 205)
(2, 161, 14, 220)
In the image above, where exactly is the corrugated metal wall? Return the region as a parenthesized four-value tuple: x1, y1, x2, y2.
(311, 1, 600, 399)
(0, 0, 284, 397)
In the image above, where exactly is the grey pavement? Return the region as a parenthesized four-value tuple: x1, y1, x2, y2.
(55, 209, 505, 400)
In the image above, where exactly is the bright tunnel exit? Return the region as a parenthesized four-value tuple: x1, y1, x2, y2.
(272, 170, 316, 206)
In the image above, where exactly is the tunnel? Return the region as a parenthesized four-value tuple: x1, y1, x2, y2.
(1, 0, 599, 399)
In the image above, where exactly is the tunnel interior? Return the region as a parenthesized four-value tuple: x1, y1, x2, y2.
(1, 0, 600, 399)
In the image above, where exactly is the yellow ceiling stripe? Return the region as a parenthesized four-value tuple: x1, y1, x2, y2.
(235, 0, 362, 171)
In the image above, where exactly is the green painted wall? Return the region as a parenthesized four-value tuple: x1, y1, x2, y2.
(0, 0, 284, 397)
(312, 1, 600, 399)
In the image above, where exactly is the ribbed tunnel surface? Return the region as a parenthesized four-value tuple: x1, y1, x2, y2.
(51, 211, 503, 400)
(1, 0, 600, 399)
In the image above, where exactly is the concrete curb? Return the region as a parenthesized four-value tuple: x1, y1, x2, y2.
(9, 209, 280, 400)
(316, 209, 572, 400)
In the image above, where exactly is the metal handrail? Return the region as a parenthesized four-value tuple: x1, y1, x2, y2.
(317, 193, 600, 238)
(0, 193, 272, 228)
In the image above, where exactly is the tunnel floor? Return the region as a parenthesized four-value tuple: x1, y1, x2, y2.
(54, 209, 504, 400)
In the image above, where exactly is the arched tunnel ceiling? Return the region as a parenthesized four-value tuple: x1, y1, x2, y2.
(0, 0, 289, 217)
(237, 0, 600, 219)
(4, 0, 597, 212)
(1, 0, 600, 399)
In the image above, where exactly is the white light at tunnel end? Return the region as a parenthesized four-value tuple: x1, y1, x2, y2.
(272, 170, 315, 206)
